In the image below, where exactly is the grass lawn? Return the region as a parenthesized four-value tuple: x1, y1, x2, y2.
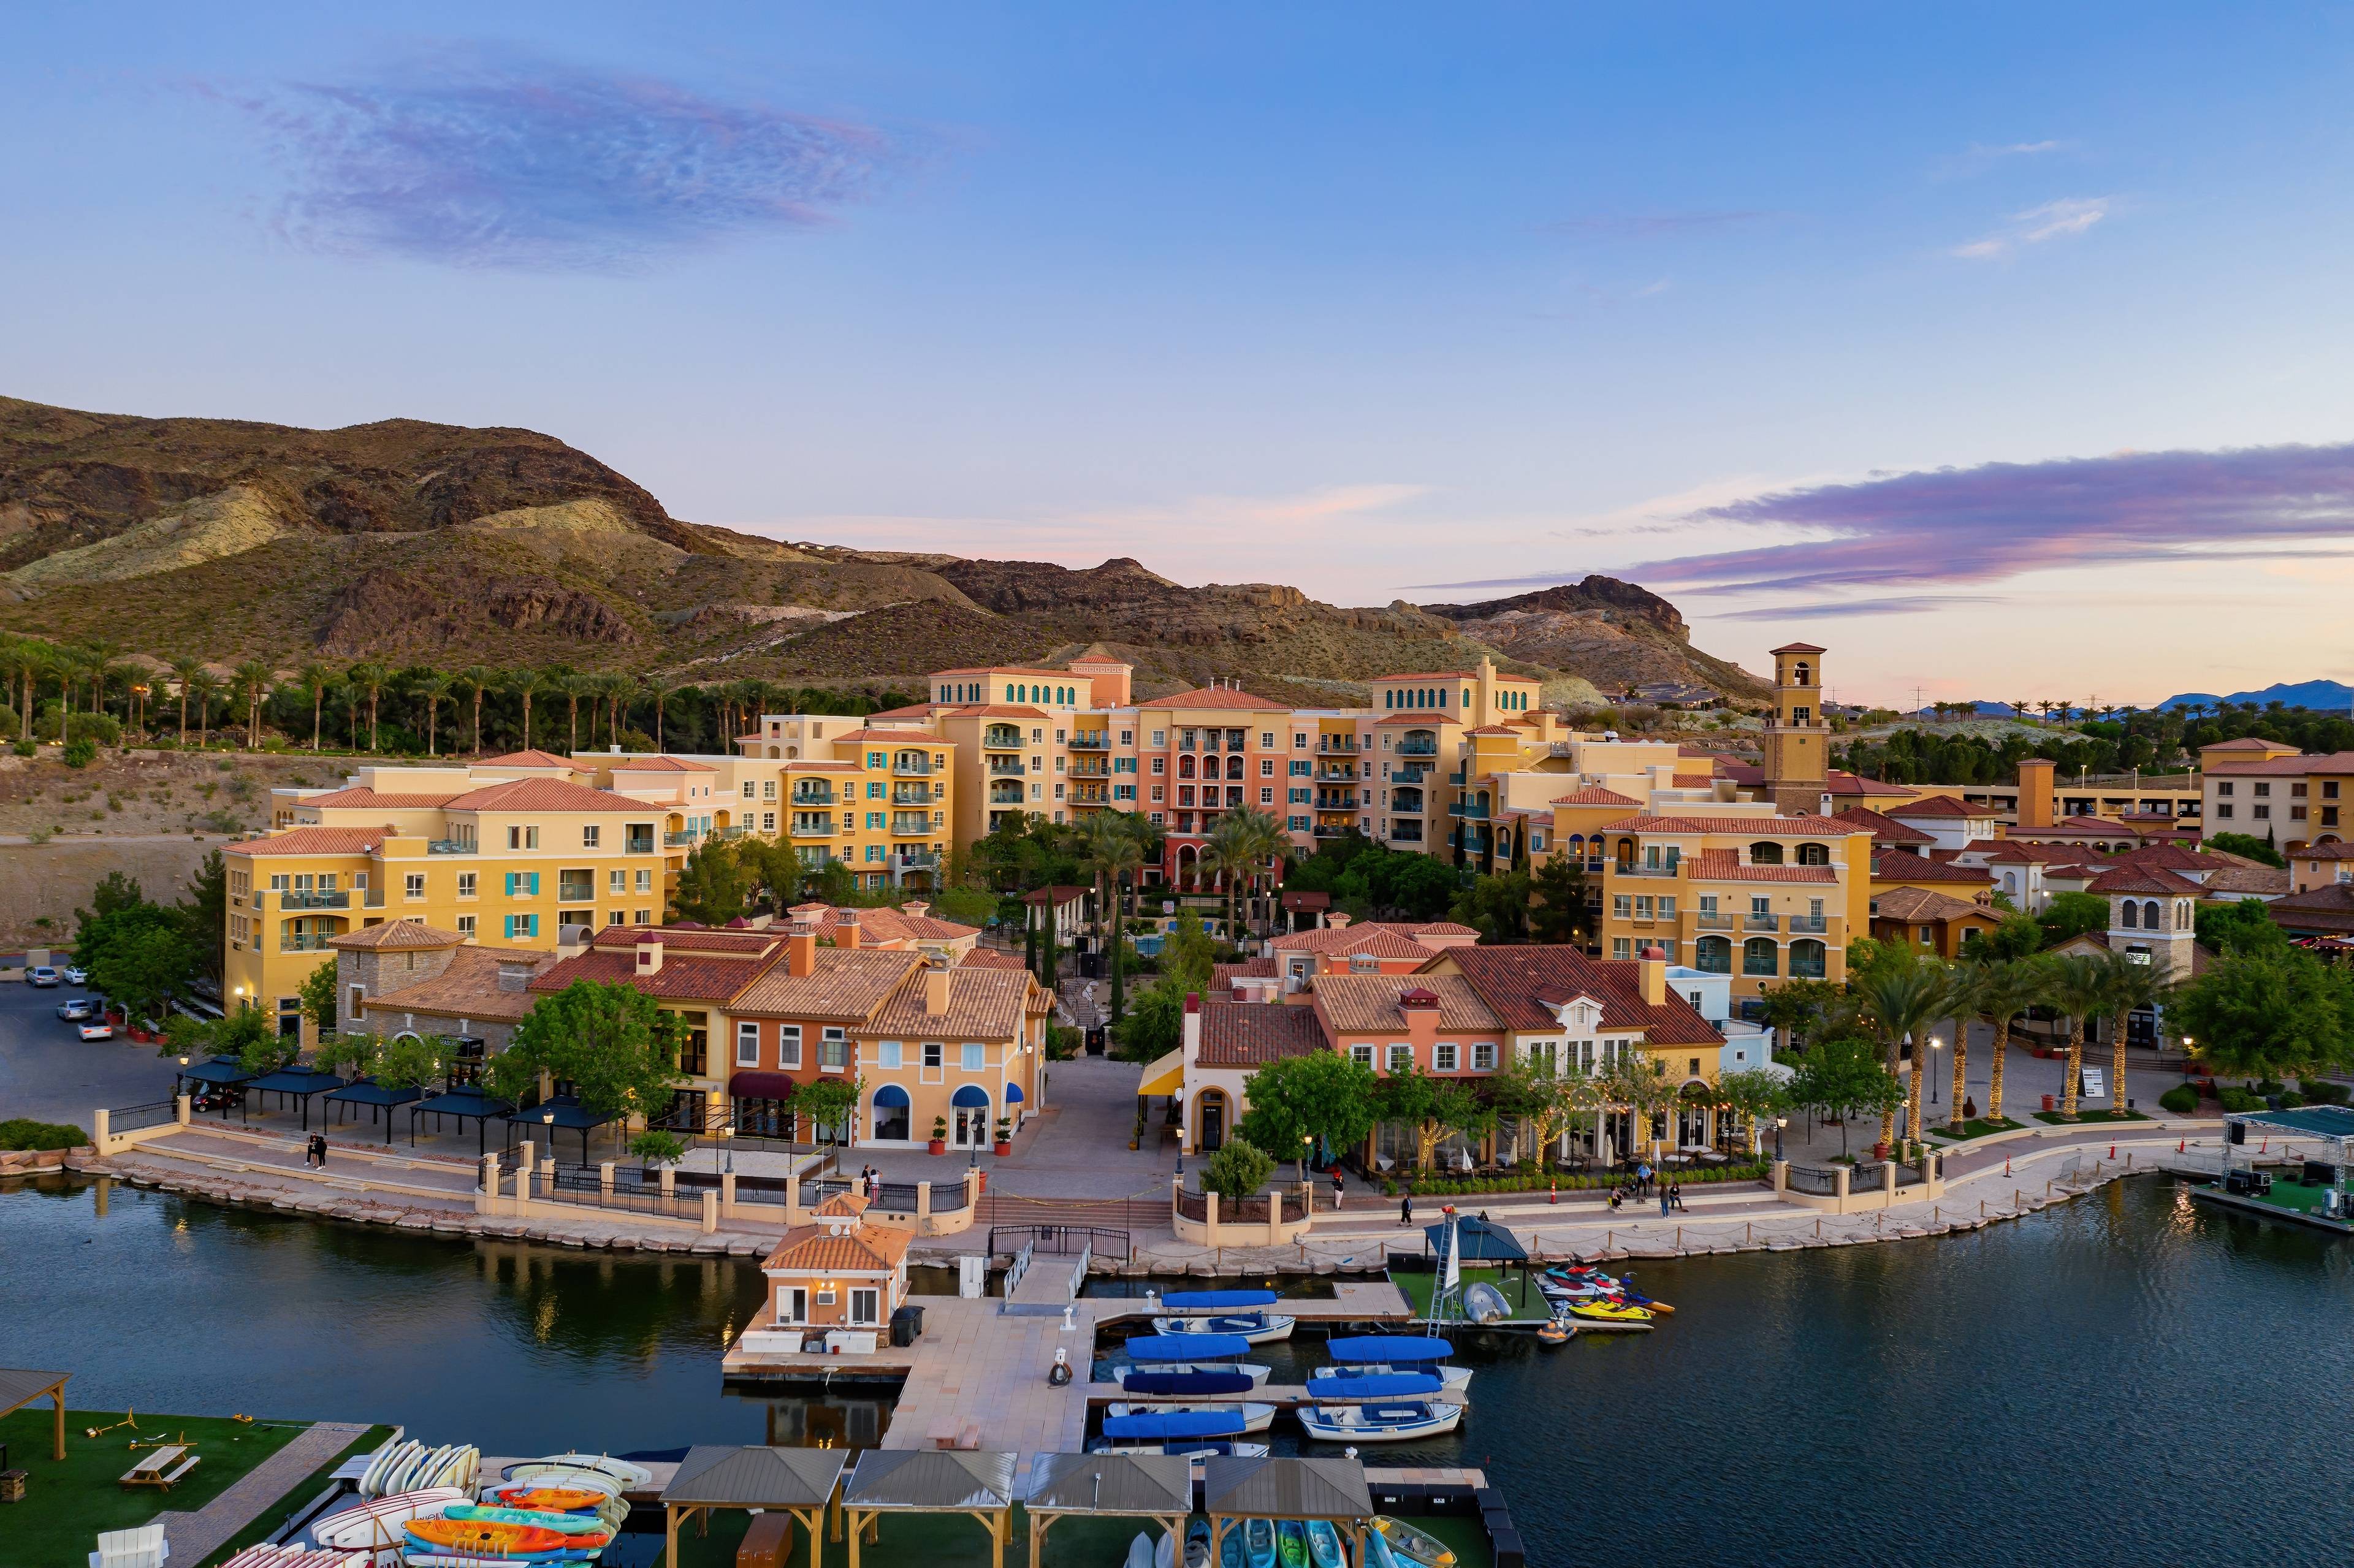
(1927, 1118, 2026, 1143)
(194, 1423, 393, 1567)
(2032, 1109, 2153, 1125)
(663, 1505, 1495, 1567)
(1392, 1265, 1555, 1323)
(0, 1407, 312, 1568)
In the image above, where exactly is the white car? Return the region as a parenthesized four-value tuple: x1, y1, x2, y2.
(76, 1019, 115, 1041)
(56, 998, 94, 1021)
(26, 966, 58, 988)
(61, 964, 87, 985)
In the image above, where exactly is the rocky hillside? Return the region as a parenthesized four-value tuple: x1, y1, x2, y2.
(0, 396, 1764, 703)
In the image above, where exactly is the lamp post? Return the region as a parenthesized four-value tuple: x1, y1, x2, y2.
(721, 1121, 734, 1177)
(542, 1106, 555, 1163)
(1930, 1037, 1943, 1105)
(1774, 1116, 1787, 1163)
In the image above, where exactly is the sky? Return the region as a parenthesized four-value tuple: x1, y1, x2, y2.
(6, 3, 2354, 706)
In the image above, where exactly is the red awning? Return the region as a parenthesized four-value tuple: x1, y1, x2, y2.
(728, 1071, 801, 1100)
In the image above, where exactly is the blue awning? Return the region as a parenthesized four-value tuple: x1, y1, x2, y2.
(951, 1084, 991, 1108)
(1325, 1335, 1453, 1364)
(324, 1080, 422, 1108)
(245, 1067, 345, 1095)
(1122, 1371, 1255, 1397)
(1125, 1333, 1252, 1363)
(1159, 1289, 1278, 1310)
(872, 1084, 911, 1108)
(1005, 1083, 1024, 1103)
(178, 1057, 252, 1087)
(1101, 1410, 1247, 1440)
(1305, 1372, 1444, 1398)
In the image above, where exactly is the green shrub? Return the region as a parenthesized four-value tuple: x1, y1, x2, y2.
(66, 712, 121, 747)
(10, 737, 32, 757)
(0, 1118, 88, 1151)
(2158, 1085, 2200, 1115)
(62, 737, 96, 769)
(2278, 1090, 2306, 1108)
(2299, 1078, 2349, 1105)
(2219, 1087, 2263, 1113)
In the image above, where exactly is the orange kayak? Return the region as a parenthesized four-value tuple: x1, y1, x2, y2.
(493, 1486, 611, 1512)
(405, 1520, 576, 1553)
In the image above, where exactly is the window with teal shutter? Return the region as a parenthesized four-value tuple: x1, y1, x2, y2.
(505, 872, 516, 897)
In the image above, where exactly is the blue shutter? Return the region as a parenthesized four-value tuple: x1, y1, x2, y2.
(503, 872, 515, 896)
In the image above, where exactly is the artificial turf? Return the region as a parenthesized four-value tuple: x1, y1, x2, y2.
(2031, 1109, 2152, 1125)
(0, 1407, 312, 1568)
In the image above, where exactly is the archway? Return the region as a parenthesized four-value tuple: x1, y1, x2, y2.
(950, 1084, 991, 1149)
(871, 1083, 911, 1143)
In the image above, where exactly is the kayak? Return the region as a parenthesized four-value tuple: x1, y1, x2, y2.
(1303, 1520, 1345, 1568)
(1371, 1517, 1457, 1568)
(1361, 1529, 1404, 1568)
(1127, 1532, 1157, 1568)
(1187, 1517, 1214, 1568)
(404, 1519, 583, 1554)
(488, 1486, 610, 1512)
(1246, 1517, 1277, 1568)
(314, 1490, 466, 1549)
(1275, 1519, 1309, 1568)
(441, 1503, 613, 1534)
(1220, 1517, 1246, 1568)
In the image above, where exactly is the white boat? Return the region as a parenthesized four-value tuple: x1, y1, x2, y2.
(1296, 1401, 1463, 1443)
(1148, 1312, 1297, 1345)
(312, 1488, 466, 1548)
(1122, 1362, 1274, 1387)
(1089, 1441, 1271, 1461)
(502, 1453, 652, 1489)
(1103, 1401, 1276, 1433)
(1306, 1362, 1473, 1393)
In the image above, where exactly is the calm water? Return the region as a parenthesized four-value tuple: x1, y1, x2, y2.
(9, 1173, 2354, 1564)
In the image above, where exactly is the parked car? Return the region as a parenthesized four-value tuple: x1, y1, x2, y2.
(26, 966, 59, 988)
(76, 1019, 115, 1041)
(56, 998, 94, 1021)
(61, 964, 87, 985)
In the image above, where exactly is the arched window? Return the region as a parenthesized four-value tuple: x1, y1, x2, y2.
(870, 1083, 911, 1142)
(1789, 939, 1827, 979)
(2002, 871, 2017, 894)
(1615, 837, 1636, 867)
(1742, 938, 1779, 976)
(1227, 755, 1245, 780)
(2144, 900, 2162, 930)
(1794, 661, 1810, 686)
(2121, 900, 2138, 929)
(1750, 840, 1785, 866)
(1178, 755, 1195, 778)
(1797, 842, 1829, 866)
(1694, 936, 1732, 974)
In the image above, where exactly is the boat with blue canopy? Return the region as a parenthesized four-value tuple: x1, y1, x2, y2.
(1100, 1409, 1251, 1441)
(1325, 1335, 1452, 1362)
(1149, 1310, 1295, 1343)
(1121, 1369, 1268, 1395)
(1103, 1401, 1276, 1433)
(1297, 1371, 1446, 1399)
(1157, 1288, 1279, 1309)
(1125, 1333, 1253, 1363)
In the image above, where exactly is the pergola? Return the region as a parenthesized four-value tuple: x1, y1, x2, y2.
(659, 1443, 847, 1568)
(0, 1367, 70, 1461)
(174, 1056, 252, 1121)
(516, 1094, 613, 1164)
(243, 1065, 345, 1130)
(1203, 1456, 1375, 1566)
(840, 1449, 1018, 1568)
(323, 1079, 422, 1144)
(408, 1085, 516, 1155)
(1021, 1452, 1192, 1568)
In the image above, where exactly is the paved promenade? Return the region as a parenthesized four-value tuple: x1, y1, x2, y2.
(153, 1419, 371, 1564)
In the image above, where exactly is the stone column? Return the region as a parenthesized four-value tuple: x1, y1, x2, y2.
(1205, 1190, 1220, 1247)
(476, 1152, 500, 1215)
(1882, 1161, 1898, 1206)
(1269, 1189, 1283, 1245)
(599, 1161, 616, 1201)
(1772, 1159, 1789, 1196)
(1832, 1165, 1851, 1205)
(658, 1166, 677, 1201)
(721, 1170, 738, 1220)
(916, 1181, 932, 1228)
(701, 1189, 720, 1234)
(93, 1109, 111, 1152)
(785, 1173, 801, 1222)
(175, 1095, 192, 1128)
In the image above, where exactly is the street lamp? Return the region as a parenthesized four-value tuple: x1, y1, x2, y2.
(720, 1121, 734, 1177)
(1930, 1037, 1943, 1105)
(1774, 1116, 1787, 1163)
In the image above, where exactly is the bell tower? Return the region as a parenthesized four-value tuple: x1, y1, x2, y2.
(1761, 642, 1829, 816)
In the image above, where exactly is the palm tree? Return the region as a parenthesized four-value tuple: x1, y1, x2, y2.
(2043, 953, 2112, 1119)
(455, 665, 495, 754)
(231, 659, 273, 751)
(347, 662, 389, 753)
(411, 671, 452, 756)
(1854, 956, 1952, 1148)
(505, 667, 546, 752)
(166, 655, 202, 747)
(1200, 814, 1252, 940)
(641, 675, 676, 751)
(6, 641, 44, 740)
(187, 669, 218, 747)
(599, 673, 634, 747)
(558, 671, 590, 755)
(1962, 956, 2047, 1127)
(2095, 948, 2167, 1121)
(1081, 813, 1148, 1022)
(297, 661, 336, 751)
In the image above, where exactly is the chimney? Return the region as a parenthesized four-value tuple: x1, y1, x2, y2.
(923, 952, 952, 1017)
(1639, 944, 1666, 1006)
(903, 900, 929, 920)
(497, 961, 534, 994)
(1182, 991, 1203, 1064)
(1398, 986, 1441, 1057)
(787, 919, 817, 978)
(2016, 757, 2057, 830)
(838, 910, 862, 950)
(636, 935, 665, 976)
(1326, 911, 1352, 930)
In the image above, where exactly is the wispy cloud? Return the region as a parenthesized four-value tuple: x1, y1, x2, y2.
(1708, 595, 1999, 622)
(1935, 139, 2067, 179)
(1542, 210, 1780, 239)
(1951, 196, 2111, 260)
(207, 45, 897, 271)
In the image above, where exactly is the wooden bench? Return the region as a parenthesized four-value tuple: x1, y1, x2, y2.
(119, 1446, 199, 1490)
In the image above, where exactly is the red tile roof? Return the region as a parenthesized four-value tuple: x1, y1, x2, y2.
(1769, 641, 1827, 655)
(527, 946, 780, 1000)
(2206, 751, 2354, 776)
(761, 1220, 912, 1274)
(1211, 958, 1278, 988)
(1601, 813, 1864, 836)
(2085, 865, 2203, 896)
(479, 749, 576, 769)
(297, 786, 466, 810)
(1137, 687, 1290, 710)
(608, 755, 716, 772)
(442, 778, 647, 813)
(1872, 850, 1993, 885)
(2295, 842, 2354, 861)
(863, 703, 940, 720)
(934, 664, 1079, 677)
(1431, 945, 1721, 1046)
(1887, 794, 2000, 819)
(1197, 998, 1326, 1067)
(588, 924, 783, 956)
(1267, 925, 1436, 960)
(855, 965, 1036, 1040)
(1688, 849, 1837, 884)
(1314, 973, 1501, 1033)
(328, 919, 463, 950)
(1373, 714, 1455, 728)
(227, 826, 388, 858)
(959, 948, 1030, 970)
(1552, 786, 1640, 808)
(829, 729, 948, 745)
(1872, 886, 1990, 923)
(1830, 806, 1937, 846)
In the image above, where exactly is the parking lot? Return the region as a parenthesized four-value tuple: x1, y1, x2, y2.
(0, 974, 181, 1131)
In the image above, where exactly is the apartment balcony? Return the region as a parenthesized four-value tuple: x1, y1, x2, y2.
(788, 816, 837, 838)
(278, 935, 335, 953)
(1069, 785, 1110, 804)
(1449, 802, 1491, 820)
(362, 890, 386, 909)
(986, 761, 1029, 778)
(988, 787, 1027, 806)
(1613, 861, 1680, 878)
(789, 788, 836, 807)
(1390, 824, 1425, 843)
(277, 890, 351, 910)
(892, 757, 934, 776)
(1068, 761, 1110, 778)
(426, 839, 476, 855)
(1744, 913, 1781, 932)
(623, 832, 657, 855)
(1068, 732, 1110, 749)
(664, 830, 701, 847)
(1788, 914, 1829, 934)
(1396, 739, 1439, 756)
(891, 786, 935, 805)
(1393, 764, 1431, 783)
(1695, 911, 1735, 930)
(889, 813, 934, 836)
(1447, 771, 1466, 786)
(893, 850, 940, 872)
(983, 727, 1025, 750)
(1313, 824, 1353, 838)
(1318, 795, 1358, 812)
(1391, 792, 1425, 815)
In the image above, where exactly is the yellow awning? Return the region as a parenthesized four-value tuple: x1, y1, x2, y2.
(1137, 1048, 1186, 1097)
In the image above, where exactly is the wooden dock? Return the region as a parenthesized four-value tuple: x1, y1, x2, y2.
(720, 1280, 1419, 1456)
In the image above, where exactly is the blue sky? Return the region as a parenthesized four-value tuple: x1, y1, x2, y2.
(7, 4, 2354, 705)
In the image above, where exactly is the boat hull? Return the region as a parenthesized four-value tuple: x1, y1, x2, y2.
(1296, 1402, 1464, 1444)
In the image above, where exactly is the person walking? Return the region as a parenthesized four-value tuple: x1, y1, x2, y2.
(1330, 1167, 1345, 1208)
(1400, 1192, 1414, 1225)
(1658, 1184, 1670, 1217)
(1637, 1160, 1653, 1198)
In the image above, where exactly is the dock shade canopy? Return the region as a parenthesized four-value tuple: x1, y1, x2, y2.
(1124, 1334, 1252, 1363)
(1024, 1452, 1193, 1515)
(1202, 1456, 1374, 1521)
(1157, 1289, 1278, 1310)
(1121, 1371, 1255, 1396)
(1424, 1215, 1528, 1261)
(0, 1367, 70, 1461)
(514, 1094, 615, 1162)
(660, 1444, 847, 1508)
(842, 1449, 1018, 1510)
(409, 1085, 516, 1154)
(2227, 1105, 2354, 1140)
(176, 1056, 253, 1087)
(323, 1078, 423, 1144)
(1301, 1372, 1444, 1398)
(1102, 1410, 1249, 1441)
(1324, 1336, 1453, 1364)
(243, 1065, 346, 1130)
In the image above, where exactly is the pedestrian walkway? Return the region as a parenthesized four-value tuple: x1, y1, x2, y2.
(154, 1420, 371, 1563)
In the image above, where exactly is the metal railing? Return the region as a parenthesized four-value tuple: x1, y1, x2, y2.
(1396, 740, 1439, 756)
(278, 936, 335, 953)
(1175, 1189, 1209, 1222)
(932, 1176, 973, 1212)
(1696, 912, 1734, 929)
(986, 1224, 1131, 1261)
(1069, 733, 1110, 748)
(427, 840, 476, 854)
(1617, 862, 1679, 878)
(1895, 1160, 1928, 1188)
(1851, 1160, 1888, 1188)
(1744, 914, 1781, 931)
(541, 1161, 700, 1220)
(278, 890, 350, 910)
(664, 831, 700, 847)
(790, 790, 837, 806)
(892, 759, 934, 776)
(1449, 802, 1490, 819)
(1786, 1163, 1842, 1196)
(1001, 1240, 1034, 1304)
(107, 1099, 178, 1135)
(1788, 915, 1829, 934)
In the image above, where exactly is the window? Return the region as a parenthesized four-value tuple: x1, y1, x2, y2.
(2217, 804, 2234, 819)
(507, 825, 539, 850)
(636, 869, 653, 893)
(779, 1026, 802, 1068)
(850, 1288, 880, 1326)
(457, 915, 476, 936)
(2217, 782, 2234, 797)
(558, 870, 593, 902)
(1612, 893, 1631, 918)
(1151, 730, 1165, 747)
(1749, 840, 1785, 865)
(1387, 1043, 1414, 1071)
(877, 1040, 903, 1069)
(743, 781, 756, 799)
(2255, 805, 2272, 820)
(1350, 1044, 1374, 1067)
(2255, 782, 2272, 797)
(504, 871, 541, 897)
(1658, 896, 1675, 918)
(1260, 788, 1274, 804)
(634, 908, 652, 924)
(960, 1041, 985, 1071)
(1743, 937, 1778, 976)
(404, 873, 425, 899)
(921, 1042, 943, 1083)
(1434, 1043, 1458, 1071)
(457, 872, 478, 899)
(582, 825, 601, 848)
(1151, 758, 1165, 775)
(736, 1022, 760, 1066)
(1797, 842, 1829, 866)
(504, 913, 538, 939)
(763, 813, 775, 832)
(820, 1028, 848, 1070)
(1612, 937, 1632, 960)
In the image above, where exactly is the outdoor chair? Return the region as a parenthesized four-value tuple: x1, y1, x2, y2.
(90, 1526, 169, 1568)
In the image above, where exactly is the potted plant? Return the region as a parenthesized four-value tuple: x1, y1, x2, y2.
(929, 1116, 948, 1156)
(992, 1116, 1013, 1157)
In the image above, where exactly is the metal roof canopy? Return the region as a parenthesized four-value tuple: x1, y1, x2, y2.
(840, 1450, 1019, 1568)
(324, 1078, 423, 1145)
(1422, 1214, 1528, 1261)
(1202, 1455, 1374, 1520)
(409, 1086, 517, 1156)
(0, 1367, 69, 1461)
(244, 1065, 346, 1131)
(2226, 1105, 2354, 1143)
(176, 1056, 252, 1086)
(512, 1093, 612, 1163)
(1023, 1453, 1192, 1568)
(659, 1445, 846, 1568)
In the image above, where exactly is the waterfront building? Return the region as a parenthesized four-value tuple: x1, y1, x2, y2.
(328, 919, 554, 1054)
(755, 1192, 912, 1345)
(724, 919, 928, 1143)
(850, 953, 1053, 1152)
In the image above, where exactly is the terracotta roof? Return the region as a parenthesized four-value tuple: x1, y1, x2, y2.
(1978, 840, 2095, 864)
(761, 1220, 912, 1274)
(298, 786, 465, 809)
(527, 946, 779, 1001)
(1430, 945, 1721, 1046)
(1769, 642, 1826, 655)
(479, 749, 576, 769)
(1872, 886, 1990, 923)
(1887, 794, 2000, 819)
(226, 826, 387, 858)
(1211, 958, 1279, 988)
(1600, 813, 1863, 836)
(1373, 714, 1455, 728)
(2206, 751, 2354, 776)
(855, 965, 1035, 1040)
(588, 924, 783, 956)
(933, 665, 1080, 677)
(2294, 841, 2354, 861)
(328, 919, 462, 951)
(2110, 843, 2224, 875)
(1136, 687, 1289, 710)
(733, 948, 926, 1021)
(1267, 925, 1437, 961)
(2200, 864, 2291, 896)
(1688, 848, 1838, 884)
(1397, 921, 1477, 938)
(958, 948, 1030, 970)
(1830, 806, 1936, 846)
(940, 704, 1053, 720)
(608, 755, 717, 772)
(1198, 997, 1326, 1067)
(1381, 669, 1488, 680)
(830, 728, 948, 745)
(1872, 850, 1993, 885)
(1281, 891, 1331, 910)
(2203, 736, 2282, 752)
(863, 703, 940, 720)
(1834, 773, 1922, 797)
(2085, 865, 2204, 896)
(1314, 972, 1501, 1033)
(359, 946, 554, 1024)
(1552, 786, 1640, 808)
(1022, 885, 1091, 906)
(442, 778, 646, 813)
(2271, 882, 2354, 931)
(1464, 725, 1523, 736)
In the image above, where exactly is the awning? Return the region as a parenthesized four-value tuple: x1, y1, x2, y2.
(1137, 1046, 1185, 1097)
(1304, 1372, 1443, 1398)
(729, 1070, 800, 1100)
(1005, 1082, 1024, 1103)
(1325, 1335, 1452, 1364)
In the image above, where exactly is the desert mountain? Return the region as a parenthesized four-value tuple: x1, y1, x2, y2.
(0, 395, 1763, 703)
